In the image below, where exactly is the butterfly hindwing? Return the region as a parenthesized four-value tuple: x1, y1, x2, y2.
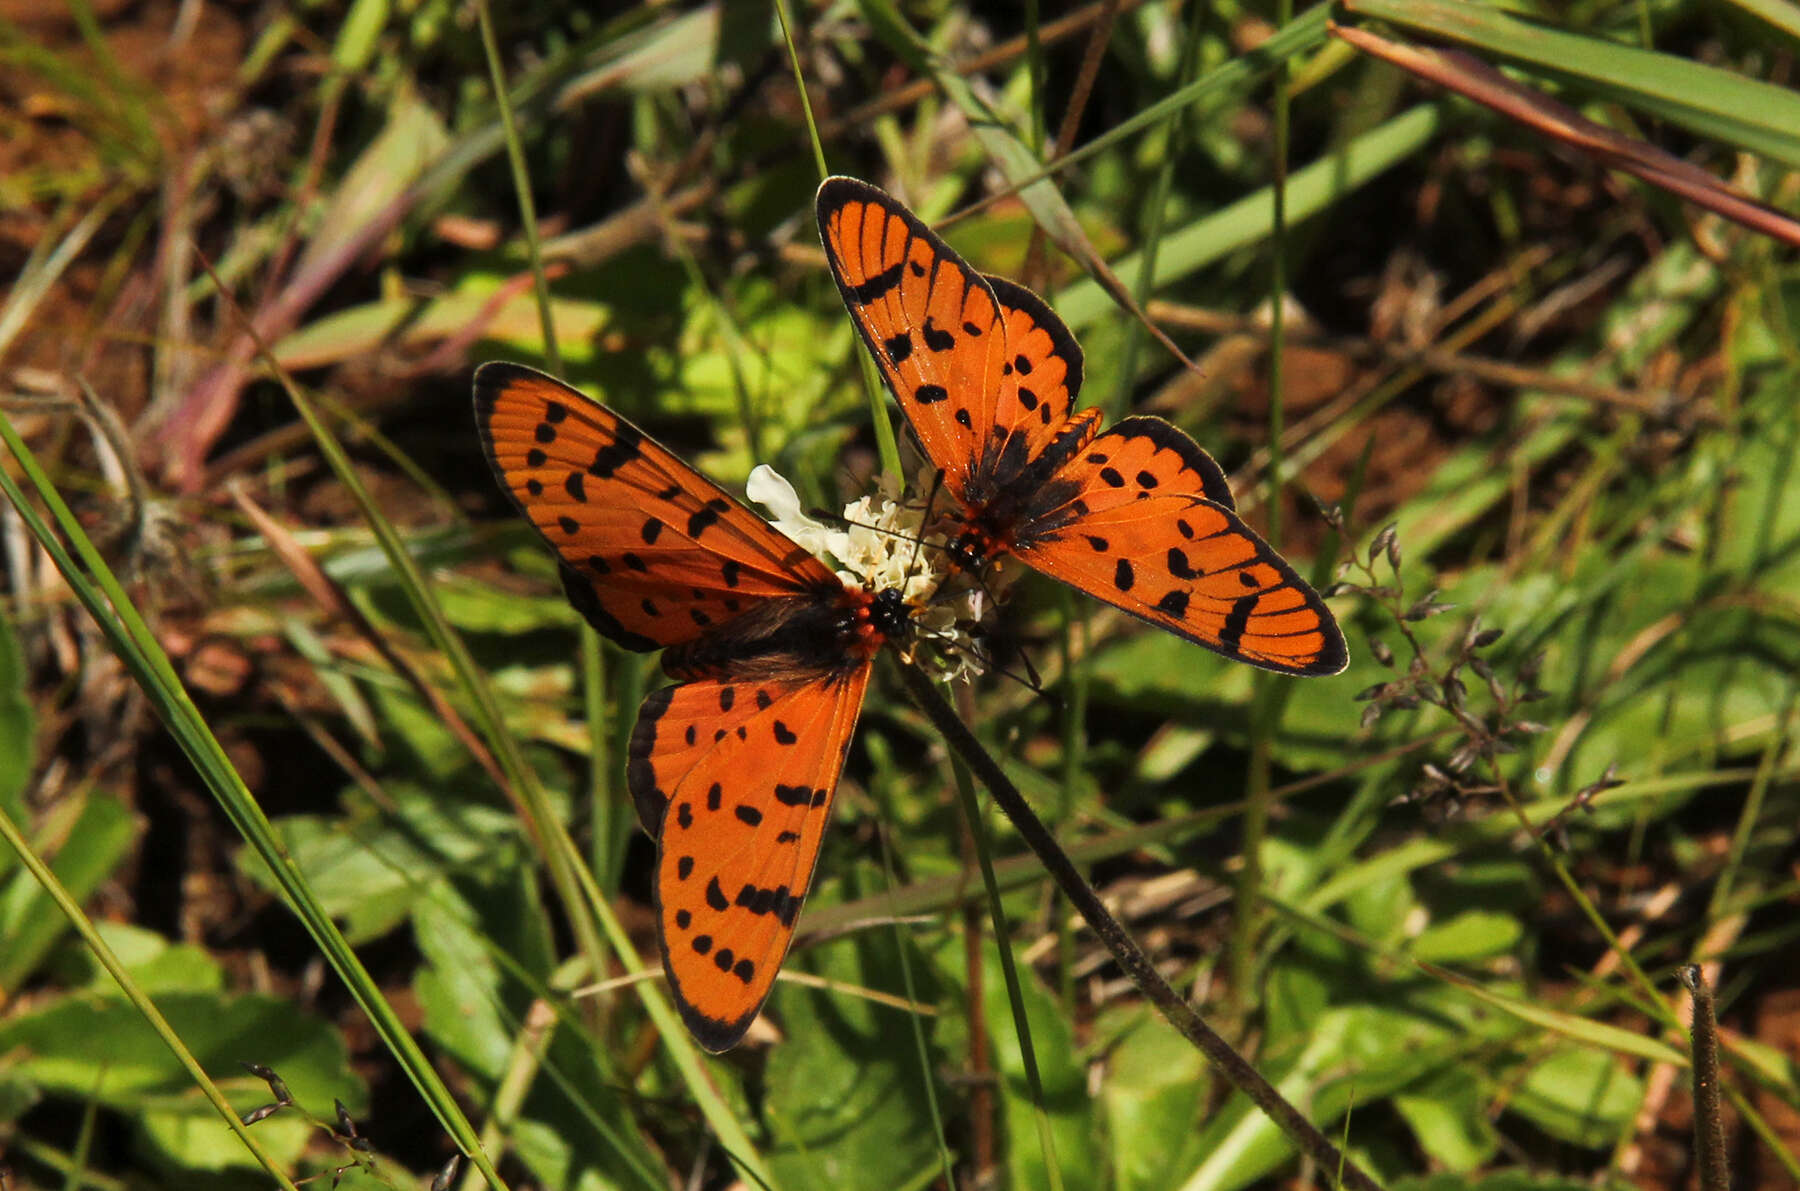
(1016, 420, 1345, 675)
(628, 666, 874, 1051)
(475, 362, 837, 652)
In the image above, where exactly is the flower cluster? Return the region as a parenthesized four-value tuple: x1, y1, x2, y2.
(747, 465, 990, 682)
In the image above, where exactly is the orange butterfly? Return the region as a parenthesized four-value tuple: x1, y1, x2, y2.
(474, 362, 928, 1051)
(816, 178, 1347, 677)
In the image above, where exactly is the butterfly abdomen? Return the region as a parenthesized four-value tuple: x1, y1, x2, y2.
(950, 407, 1104, 567)
(660, 584, 903, 683)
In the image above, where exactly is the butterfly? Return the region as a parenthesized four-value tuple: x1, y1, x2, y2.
(474, 362, 921, 1051)
(816, 177, 1347, 677)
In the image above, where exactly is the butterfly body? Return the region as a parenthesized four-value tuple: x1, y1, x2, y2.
(475, 362, 928, 1051)
(658, 582, 901, 682)
(817, 177, 1348, 677)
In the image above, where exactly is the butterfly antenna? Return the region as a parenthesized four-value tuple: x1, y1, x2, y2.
(817, 507, 937, 550)
(907, 467, 948, 578)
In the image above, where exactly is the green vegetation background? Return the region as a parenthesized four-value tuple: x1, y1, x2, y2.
(1, 1, 1797, 1189)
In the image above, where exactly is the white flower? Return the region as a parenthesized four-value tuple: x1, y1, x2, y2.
(746, 465, 849, 562)
(747, 463, 987, 681)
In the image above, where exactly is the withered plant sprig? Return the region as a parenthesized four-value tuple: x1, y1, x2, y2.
(1322, 515, 1616, 838)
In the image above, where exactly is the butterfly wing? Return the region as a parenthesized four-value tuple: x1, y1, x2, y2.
(1014, 417, 1347, 676)
(820, 178, 1090, 503)
(475, 362, 838, 651)
(628, 664, 874, 1051)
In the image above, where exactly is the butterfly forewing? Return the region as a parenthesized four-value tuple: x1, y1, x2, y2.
(475, 362, 838, 651)
(628, 666, 874, 1051)
(816, 178, 1011, 500)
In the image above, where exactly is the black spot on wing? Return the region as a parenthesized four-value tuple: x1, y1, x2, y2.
(883, 332, 913, 362)
(923, 318, 955, 351)
(1114, 558, 1136, 592)
(1220, 594, 1256, 650)
(1101, 417, 1235, 509)
(850, 260, 905, 304)
(775, 783, 826, 807)
(687, 499, 729, 539)
(736, 882, 802, 925)
(588, 424, 642, 478)
(916, 383, 950, 405)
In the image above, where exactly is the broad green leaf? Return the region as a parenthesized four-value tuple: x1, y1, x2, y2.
(1392, 1068, 1499, 1172)
(1410, 911, 1524, 964)
(984, 949, 1102, 1191)
(1509, 1046, 1642, 1148)
(0, 991, 361, 1171)
(51, 921, 224, 996)
(0, 789, 137, 991)
(764, 924, 946, 1191)
(1101, 1008, 1209, 1191)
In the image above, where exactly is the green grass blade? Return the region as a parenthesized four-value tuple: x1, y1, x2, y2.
(251, 357, 774, 1183)
(0, 412, 512, 1189)
(1346, 0, 1800, 167)
(1051, 105, 1441, 329)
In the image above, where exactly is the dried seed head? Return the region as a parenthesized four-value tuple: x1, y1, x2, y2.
(1368, 523, 1398, 567)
